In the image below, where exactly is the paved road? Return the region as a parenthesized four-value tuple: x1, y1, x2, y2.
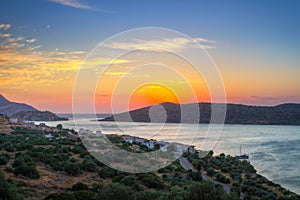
(179, 156, 245, 199)
(179, 156, 197, 172)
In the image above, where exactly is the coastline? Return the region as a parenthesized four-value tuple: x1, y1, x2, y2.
(35, 118, 300, 195)
(0, 120, 299, 199)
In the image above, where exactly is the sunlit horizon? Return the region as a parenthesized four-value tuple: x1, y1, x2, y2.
(1, 1, 299, 113)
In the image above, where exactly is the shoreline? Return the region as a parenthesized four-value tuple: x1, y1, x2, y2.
(34, 119, 300, 195)
(0, 120, 299, 198)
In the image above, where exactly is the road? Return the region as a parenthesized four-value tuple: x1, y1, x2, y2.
(179, 156, 231, 194)
(179, 156, 197, 172)
(179, 156, 245, 199)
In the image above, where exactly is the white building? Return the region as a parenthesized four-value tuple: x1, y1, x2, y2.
(9, 118, 18, 124)
(45, 133, 53, 139)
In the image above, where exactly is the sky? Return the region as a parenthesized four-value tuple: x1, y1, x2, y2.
(0, 0, 299, 113)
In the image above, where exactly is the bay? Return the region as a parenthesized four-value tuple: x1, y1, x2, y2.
(40, 115, 300, 194)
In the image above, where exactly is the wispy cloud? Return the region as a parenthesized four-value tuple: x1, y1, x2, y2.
(0, 23, 133, 94)
(105, 37, 216, 52)
(0, 33, 10, 37)
(8, 36, 24, 42)
(0, 24, 11, 31)
(26, 38, 36, 43)
(48, 0, 93, 10)
(0, 24, 87, 90)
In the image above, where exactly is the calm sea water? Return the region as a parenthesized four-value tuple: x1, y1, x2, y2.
(41, 115, 300, 194)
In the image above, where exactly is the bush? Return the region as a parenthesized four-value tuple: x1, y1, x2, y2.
(188, 171, 202, 182)
(120, 176, 136, 186)
(0, 154, 10, 165)
(12, 154, 40, 179)
(215, 173, 229, 184)
(139, 173, 164, 189)
(188, 181, 238, 200)
(99, 167, 117, 179)
(14, 163, 40, 179)
(72, 145, 85, 154)
(97, 183, 134, 200)
(64, 162, 81, 176)
(0, 171, 24, 200)
(72, 182, 89, 191)
(81, 160, 98, 172)
(207, 167, 215, 176)
(135, 191, 163, 200)
(45, 193, 75, 200)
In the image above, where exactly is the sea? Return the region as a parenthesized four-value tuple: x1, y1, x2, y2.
(38, 114, 300, 195)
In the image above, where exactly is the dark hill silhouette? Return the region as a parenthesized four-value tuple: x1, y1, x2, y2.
(100, 102, 300, 125)
(0, 94, 37, 116)
(0, 94, 67, 121)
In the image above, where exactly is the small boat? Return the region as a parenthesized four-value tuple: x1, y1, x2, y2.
(235, 144, 249, 159)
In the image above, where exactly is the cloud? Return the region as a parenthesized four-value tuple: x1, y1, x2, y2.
(0, 24, 11, 31)
(48, 0, 93, 10)
(8, 36, 24, 42)
(0, 33, 10, 37)
(104, 37, 216, 52)
(0, 23, 87, 90)
(26, 38, 36, 43)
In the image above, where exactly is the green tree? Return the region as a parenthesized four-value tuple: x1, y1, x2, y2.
(56, 124, 63, 129)
(0, 154, 10, 165)
(64, 162, 81, 176)
(0, 171, 24, 200)
(72, 182, 89, 191)
(96, 183, 134, 200)
(14, 162, 40, 179)
(188, 181, 235, 200)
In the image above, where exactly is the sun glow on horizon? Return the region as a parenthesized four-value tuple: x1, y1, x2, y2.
(129, 84, 180, 110)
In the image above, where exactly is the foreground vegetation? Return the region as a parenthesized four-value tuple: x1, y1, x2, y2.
(0, 126, 299, 200)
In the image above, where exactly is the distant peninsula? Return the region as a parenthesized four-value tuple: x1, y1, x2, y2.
(11, 110, 68, 121)
(100, 102, 300, 125)
(0, 94, 68, 121)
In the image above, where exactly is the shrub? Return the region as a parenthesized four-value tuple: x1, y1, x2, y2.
(135, 191, 163, 200)
(72, 145, 85, 154)
(81, 160, 98, 172)
(0, 171, 24, 200)
(97, 183, 134, 200)
(215, 173, 229, 184)
(14, 163, 40, 179)
(207, 167, 215, 176)
(12, 154, 39, 179)
(72, 182, 89, 191)
(0, 154, 10, 165)
(120, 176, 136, 186)
(188, 181, 238, 200)
(140, 173, 164, 189)
(64, 162, 81, 176)
(99, 167, 117, 179)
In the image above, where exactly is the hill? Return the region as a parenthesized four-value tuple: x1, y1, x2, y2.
(0, 94, 37, 116)
(0, 95, 68, 121)
(11, 110, 68, 121)
(101, 102, 300, 125)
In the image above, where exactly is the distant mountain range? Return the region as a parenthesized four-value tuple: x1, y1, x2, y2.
(101, 102, 300, 125)
(0, 94, 67, 121)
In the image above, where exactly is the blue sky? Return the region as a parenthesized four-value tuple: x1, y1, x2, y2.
(1, 0, 299, 52)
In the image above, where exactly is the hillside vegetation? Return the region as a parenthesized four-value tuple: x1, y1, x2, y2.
(0, 125, 299, 200)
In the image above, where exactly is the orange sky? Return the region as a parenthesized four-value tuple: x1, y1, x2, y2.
(1, 25, 299, 113)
